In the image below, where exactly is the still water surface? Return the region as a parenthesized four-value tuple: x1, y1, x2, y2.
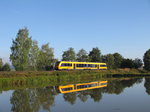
(0, 77, 150, 112)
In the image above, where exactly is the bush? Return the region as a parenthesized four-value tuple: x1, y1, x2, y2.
(2, 63, 11, 71)
(144, 49, 150, 71)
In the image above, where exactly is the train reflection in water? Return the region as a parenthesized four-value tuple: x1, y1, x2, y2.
(58, 81, 108, 94)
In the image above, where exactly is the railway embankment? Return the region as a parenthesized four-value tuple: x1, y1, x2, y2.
(0, 69, 149, 78)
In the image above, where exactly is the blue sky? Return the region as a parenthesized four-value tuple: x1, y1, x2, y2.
(0, 0, 150, 63)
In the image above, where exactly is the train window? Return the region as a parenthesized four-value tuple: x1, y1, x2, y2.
(62, 87, 73, 91)
(100, 65, 107, 67)
(77, 85, 80, 89)
(88, 84, 97, 87)
(82, 64, 85, 67)
(77, 64, 97, 67)
(76, 64, 83, 67)
(61, 63, 72, 67)
(88, 64, 96, 67)
(67, 64, 72, 66)
(100, 83, 107, 86)
(77, 85, 88, 89)
(88, 64, 91, 67)
(92, 64, 95, 67)
(94, 64, 97, 67)
(61, 63, 64, 66)
(61, 63, 65, 66)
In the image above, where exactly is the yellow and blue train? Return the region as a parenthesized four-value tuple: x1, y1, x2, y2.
(55, 61, 107, 70)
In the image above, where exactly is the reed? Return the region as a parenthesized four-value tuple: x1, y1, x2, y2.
(0, 69, 149, 78)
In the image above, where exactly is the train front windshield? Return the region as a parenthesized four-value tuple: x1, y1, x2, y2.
(55, 61, 60, 70)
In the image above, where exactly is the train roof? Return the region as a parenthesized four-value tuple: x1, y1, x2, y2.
(57, 61, 106, 64)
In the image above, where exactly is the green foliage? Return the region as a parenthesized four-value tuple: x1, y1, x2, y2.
(63, 93, 77, 104)
(103, 53, 142, 69)
(29, 40, 40, 71)
(102, 53, 123, 69)
(0, 58, 3, 71)
(62, 47, 76, 61)
(104, 54, 115, 69)
(89, 47, 101, 62)
(10, 86, 56, 112)
(10, 28, 32, 71)
(76, 49, 89, 62)
(133, 58, 143, 69)
(37, 43, 54, 71)
(0, 68, 149, 79)
(2, 63, 11, 71)
(6, 28, 150, 72)
(121, 59, 134, 68)
(113, 53, 123, 69)
(106, 78, 142, 95)
(144, 78, 150, 95)
(10, 28, 55, 71)
(144, 49, 150, 71)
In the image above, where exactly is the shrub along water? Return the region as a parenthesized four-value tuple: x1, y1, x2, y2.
(0, 69, 150, 92)
(0, 72, 109, 92)
(0, 69, 149, 78)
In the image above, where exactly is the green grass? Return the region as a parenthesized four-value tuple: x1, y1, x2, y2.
(0, 69, 149, 92)
(0, 73, 108, 92)
(0, 69, 150, 78)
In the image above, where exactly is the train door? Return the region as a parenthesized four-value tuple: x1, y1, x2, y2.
(74, 64, 76, 70)
(98, 64, 100, 69)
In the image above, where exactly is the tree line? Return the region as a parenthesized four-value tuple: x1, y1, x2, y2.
(0, 27, 150, 71)
(62, 47, 143, 69)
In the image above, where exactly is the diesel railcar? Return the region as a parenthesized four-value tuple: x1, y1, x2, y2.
(55, 61, 107, 70)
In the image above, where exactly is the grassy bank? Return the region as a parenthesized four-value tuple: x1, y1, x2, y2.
(0, 69, 150, 78)
(0, 73, 108, 92)
(0, 69, 149, 92)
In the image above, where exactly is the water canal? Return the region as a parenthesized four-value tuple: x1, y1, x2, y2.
(0, 77, 150, 112)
